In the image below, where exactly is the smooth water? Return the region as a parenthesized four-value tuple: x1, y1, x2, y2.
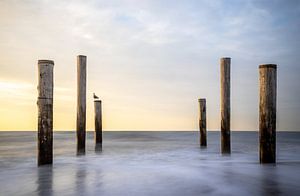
(0, 131, 300, 196)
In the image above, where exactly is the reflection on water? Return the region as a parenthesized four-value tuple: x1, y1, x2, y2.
(0, 131, 300, 195)
(37, 165, 53, 196)
(260, 165, 281, 196)
(75, 164, 87, 195)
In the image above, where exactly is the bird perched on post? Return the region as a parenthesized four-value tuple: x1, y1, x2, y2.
(93, 93, 99, 100)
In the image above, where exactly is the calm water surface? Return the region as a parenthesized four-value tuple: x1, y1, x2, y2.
(0, 131, 300, 196)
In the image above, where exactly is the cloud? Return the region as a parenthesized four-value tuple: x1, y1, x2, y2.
(0, 0, 299, 130)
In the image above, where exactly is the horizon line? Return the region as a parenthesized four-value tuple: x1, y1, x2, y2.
(0, 130, 298, 132)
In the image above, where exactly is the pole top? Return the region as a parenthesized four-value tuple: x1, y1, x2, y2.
(94, 100, 102, 102)
(198, 98, 206, 102)
(259, 64, 277, 69)
(77, 55, 87, 58)
(38, 60, 54, 65)
(221, 57, 231, 60)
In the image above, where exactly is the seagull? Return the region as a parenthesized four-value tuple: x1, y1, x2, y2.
(93, 93, 99, 99)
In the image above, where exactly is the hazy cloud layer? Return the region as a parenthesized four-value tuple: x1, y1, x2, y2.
(0, 0, 299, 130)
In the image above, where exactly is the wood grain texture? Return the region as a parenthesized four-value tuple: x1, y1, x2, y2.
(259, 64, 277, 163)
(199, 99, 207, 147)
(220, 57, 231, 154)
(76, 55, 87, 154)
(94, 100, 102, 144)
(37, 60, 54, 166)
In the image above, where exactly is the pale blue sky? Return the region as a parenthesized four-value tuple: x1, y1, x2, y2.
(0, 0, 299, 130)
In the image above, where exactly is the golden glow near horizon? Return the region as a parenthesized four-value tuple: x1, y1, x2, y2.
(0, 0, 299, 131)
(0, 79, 259, 131)
(0, 79, 204, 131)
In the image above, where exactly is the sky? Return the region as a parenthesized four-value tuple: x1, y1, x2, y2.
(0, 0, 299, 131)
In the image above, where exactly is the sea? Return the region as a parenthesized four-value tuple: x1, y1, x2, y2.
(0, 131, 300, 196)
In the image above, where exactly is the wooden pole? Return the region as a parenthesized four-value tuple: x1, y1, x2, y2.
(94, 100, 102, 144)
(220, 57, 231, 154)
(37, 60, 54, 166)
(76, 55, 87, 154)
(198, 99, 207, 147)
(259, 64, 277, 163)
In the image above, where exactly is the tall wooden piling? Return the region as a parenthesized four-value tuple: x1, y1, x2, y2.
(198, 99, 207, 147)
(259, 64, 277, 163)
(220, 57, 231, 154)
(94, 100, 102, 144)
(37, 60, 54, 166)
(76, 55, 87, 154)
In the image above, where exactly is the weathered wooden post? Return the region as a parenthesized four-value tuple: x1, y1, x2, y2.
(94, 100, 102, 144)
(198, 99, 207, 147)
(76, 55, 87, 154)
(220, 57, 231, 154)
(259, 64, 277, 163)
(37, 60, 54, 166)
